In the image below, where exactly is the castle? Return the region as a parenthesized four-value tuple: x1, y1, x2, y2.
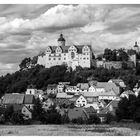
(37, 34, 93, 69)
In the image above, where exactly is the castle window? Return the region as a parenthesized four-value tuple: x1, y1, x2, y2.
(71, 52, 75, 59)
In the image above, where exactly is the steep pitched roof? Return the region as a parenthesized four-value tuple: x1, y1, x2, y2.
(2, 94, 24, 104)
(24, 95, 35, 104)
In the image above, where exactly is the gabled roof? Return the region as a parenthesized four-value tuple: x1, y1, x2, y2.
(109, 79, 126, 88)
(41, 45, 91, 54)
(24, 95, 35, 104)
(77, 83, 89, 90)
(2, 94, 25, 104)
(47, 84, 57, 89)
(96, 82, 120, 95)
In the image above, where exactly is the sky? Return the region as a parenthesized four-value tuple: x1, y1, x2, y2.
(0, 4, 140, 76)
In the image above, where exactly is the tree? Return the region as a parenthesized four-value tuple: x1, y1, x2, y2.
(4, 105, 14, 122)
(103, 48, 113, 61)
(19, 57, 31, 70)
(11, 111, 24, 124)
(87, 114, 101, 124)
(117, 48, 129, 61)
(32, 98, 45, 121)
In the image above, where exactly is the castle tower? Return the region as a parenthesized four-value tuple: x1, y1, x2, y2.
(57, 34, 65, 47)
(134, 42, 139, 53)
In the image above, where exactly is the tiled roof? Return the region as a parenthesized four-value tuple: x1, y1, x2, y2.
(47, 84, 57, 89)
(56, 92, 73, 99)
(96, 82, 120, 95)
(24, 95, 35, 104)
(81, 92, 99, 97)
(77, 83, 89, 90)
(98, 90, 116, 96)
(2, 94, 24, 104)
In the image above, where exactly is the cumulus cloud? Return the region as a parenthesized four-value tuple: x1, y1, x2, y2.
(0, 4, 140, 75)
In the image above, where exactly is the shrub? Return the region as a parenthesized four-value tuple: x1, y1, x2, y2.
(105, 113, 115, 124)
(88, 114, 101, 124)
(71, 117, 86, 124)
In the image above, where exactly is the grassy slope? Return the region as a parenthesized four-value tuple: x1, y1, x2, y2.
(0, 123, 140, 136)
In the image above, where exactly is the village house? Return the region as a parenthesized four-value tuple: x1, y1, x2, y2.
(65, 86, 79, 93)
(13, 104, 32, 120)
(98, 90, 120, 100)
(57, 82, 70, 93)
(47, 84, 58, 95)
(24, 94, 35, 110)
(25, 84, 44, 100)
(2, 94, 35, 110)
(75, 95, 87, 107)
(81, 92, 99, 110)
(76, 83, 89, 92)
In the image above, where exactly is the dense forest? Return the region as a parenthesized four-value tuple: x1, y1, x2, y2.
(0, 62, 140, 97)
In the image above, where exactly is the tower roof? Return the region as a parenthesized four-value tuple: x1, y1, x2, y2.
(134, 42, 139, 48)
(58, 34, 65, 41)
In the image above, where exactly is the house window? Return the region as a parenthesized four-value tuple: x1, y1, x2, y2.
(83, 58, 85, 60)
(64, 53, 66, 56)
(49, 58, 51, 60)
(54, 58, 56, 60)
(64, 58, 66, 60)
(58, 58, 61, 60)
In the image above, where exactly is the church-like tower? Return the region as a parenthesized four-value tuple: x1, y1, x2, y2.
(134, 42, 139, 53)
(57, 34, 65, 47)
